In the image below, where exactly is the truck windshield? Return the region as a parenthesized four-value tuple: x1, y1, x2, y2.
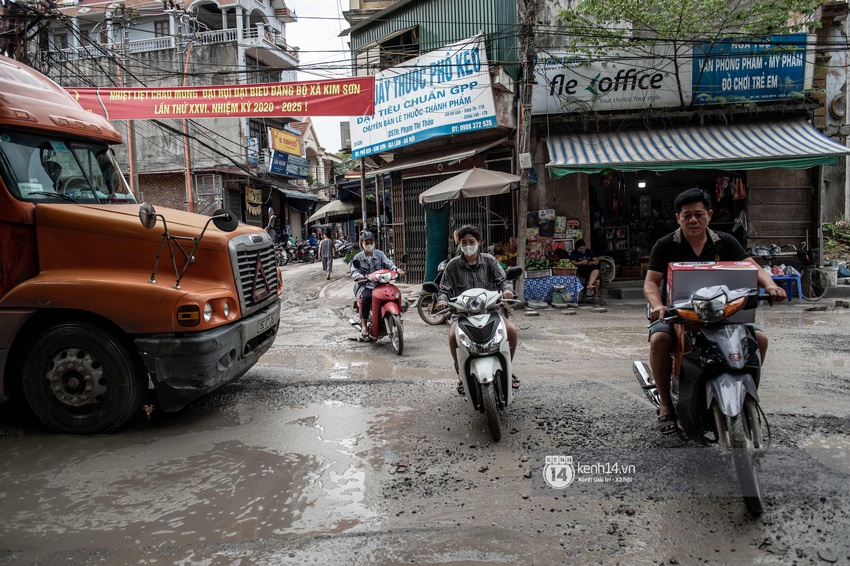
(0, 130, 136, 204)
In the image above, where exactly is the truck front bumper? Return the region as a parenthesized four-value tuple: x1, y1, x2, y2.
(135, 300, 280, 412)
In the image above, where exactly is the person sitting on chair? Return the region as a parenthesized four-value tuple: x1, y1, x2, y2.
(570, 239, 600, 299)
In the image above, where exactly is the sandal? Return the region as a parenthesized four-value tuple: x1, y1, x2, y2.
(656, 412, 678, 435)
(512, 374, 520, 389)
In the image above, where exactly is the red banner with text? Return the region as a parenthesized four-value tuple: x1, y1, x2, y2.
(66, 77, 374, 120)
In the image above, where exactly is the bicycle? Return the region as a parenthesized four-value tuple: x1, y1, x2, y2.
(795, 242, 829, 301)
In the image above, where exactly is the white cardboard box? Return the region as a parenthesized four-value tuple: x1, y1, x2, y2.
(666, 261, 758, 323)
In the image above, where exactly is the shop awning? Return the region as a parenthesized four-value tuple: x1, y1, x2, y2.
(546, 119, 850, 177)
(373, 137, 508, 174)
(307, 200, 358, 223)
(276, 187, 320, 202)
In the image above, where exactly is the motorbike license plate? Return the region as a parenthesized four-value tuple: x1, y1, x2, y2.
(257, 313, 275, 332)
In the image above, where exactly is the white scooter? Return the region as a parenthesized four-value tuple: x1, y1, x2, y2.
(423, 266, 522, 442)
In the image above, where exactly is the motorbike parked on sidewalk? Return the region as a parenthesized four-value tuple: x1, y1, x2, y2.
(288, 240, 316, 263)
(335, 239, 356, 259)
(422, 266, 522, 442)
(633, 284, 770, 515)
(414, 258, 450, 325)
(348, 254, 408, 355)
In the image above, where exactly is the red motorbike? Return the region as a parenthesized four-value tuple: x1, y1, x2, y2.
(349, 255, 407, 355)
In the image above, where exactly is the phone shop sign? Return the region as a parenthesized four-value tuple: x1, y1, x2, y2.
(692, 34, 808, 104)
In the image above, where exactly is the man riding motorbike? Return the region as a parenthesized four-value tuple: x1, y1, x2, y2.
(350, 231, 405, 339)
(643, 188, 786, 434)
(435, 224, 519, 394)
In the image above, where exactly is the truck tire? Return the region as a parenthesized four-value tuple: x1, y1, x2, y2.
(22, 322, 145, 434)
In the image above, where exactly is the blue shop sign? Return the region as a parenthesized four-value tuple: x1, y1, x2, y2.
(692, 34, 807, 104)
(269, 151, 310, 179)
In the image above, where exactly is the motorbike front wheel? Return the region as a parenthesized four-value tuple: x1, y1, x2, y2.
(482, 382, 501, 442)
(274, 247, 288, 267)
(416, 293, 449, 325)
(385, 313, 404, 355)
(727, 401, 765, 516)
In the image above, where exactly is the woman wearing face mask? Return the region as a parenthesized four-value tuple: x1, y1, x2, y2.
(435, 224, 520, 393)
(350, 230, 405, 339)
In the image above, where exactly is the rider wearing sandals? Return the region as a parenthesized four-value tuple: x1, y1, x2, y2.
(435, 224, 520, 394)
(643, 188, 786, 435)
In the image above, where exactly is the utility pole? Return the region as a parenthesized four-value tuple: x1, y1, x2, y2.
(359, 157, 368, 234)
(515, 0, 536, 301)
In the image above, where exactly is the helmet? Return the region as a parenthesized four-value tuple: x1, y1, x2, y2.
(359, 230, 375, 242)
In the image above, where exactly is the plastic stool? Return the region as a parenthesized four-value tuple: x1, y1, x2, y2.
(760, 274, 802, 303)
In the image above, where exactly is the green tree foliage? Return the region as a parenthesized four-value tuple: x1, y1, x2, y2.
(558, 0, 822, 107)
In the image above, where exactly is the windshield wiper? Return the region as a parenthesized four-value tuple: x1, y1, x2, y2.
(27, 191, 79, 203)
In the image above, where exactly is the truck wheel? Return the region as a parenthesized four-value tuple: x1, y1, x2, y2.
(22, 323, 145, 434)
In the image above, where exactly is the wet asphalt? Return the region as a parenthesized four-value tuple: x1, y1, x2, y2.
(0, 259, 848, 565)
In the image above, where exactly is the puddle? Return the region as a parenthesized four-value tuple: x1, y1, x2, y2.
(801, 435, 850, 475)
(0, 400, 418, 549)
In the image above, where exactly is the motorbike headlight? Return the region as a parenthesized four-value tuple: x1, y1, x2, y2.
(377, 273, 391, 284)
(464, 293, 487, 315)
(692, 295, 727, 323)
(457, 327, 476, 352)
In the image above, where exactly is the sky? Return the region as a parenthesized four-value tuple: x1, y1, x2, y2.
(286, 1, 353, 154)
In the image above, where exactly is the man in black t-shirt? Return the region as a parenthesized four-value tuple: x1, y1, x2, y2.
(569, 239, 600, 296)
(643, 188, 786, 435)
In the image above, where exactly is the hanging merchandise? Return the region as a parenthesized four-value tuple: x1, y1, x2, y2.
(732, 210, 748, 233)
(716, 177, 728, 200)
(733, 177, 747, 200)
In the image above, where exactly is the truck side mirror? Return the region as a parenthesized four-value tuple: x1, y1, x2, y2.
(212, 209, 238, 232)
(139, 202, 157, 229)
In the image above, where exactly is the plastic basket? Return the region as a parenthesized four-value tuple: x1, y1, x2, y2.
(552, 267, 577, 276)
(526, 269, 551, 279)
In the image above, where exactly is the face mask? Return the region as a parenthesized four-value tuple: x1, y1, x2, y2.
(363, 244, 375, 252)
(461, 244, 479, 256)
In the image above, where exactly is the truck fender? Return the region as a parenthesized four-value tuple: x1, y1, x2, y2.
(468, 356, 501, 385)
(705, 371, 759, 417)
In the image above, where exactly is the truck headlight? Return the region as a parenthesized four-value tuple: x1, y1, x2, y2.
(204, 302, 213, 322)
(223, 301, 230, 317)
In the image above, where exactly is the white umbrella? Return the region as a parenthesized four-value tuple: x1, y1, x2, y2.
(307, 200, 357, 222)
(418, 168, 521, 204)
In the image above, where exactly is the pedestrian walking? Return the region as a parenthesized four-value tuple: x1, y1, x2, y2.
(319, 231, 334, 279)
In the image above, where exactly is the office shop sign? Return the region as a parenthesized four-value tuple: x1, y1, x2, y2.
(350, 34, 497, 158)
(692, 34, 809, 104)
(532, 45, 691, 114)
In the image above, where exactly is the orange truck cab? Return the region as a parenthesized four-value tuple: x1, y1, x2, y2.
(0, 55, 281, 434)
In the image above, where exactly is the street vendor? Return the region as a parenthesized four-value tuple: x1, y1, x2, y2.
(570, 239, 600, 297)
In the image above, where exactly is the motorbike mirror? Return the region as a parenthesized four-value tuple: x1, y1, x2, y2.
(351, 259, 362, 270)
(422, 281, 440, 294)
(138, 202, 157, 229)
(401, 253, 409, 264)
(505, 266, 523, 281)
(211, 209, 239, 232)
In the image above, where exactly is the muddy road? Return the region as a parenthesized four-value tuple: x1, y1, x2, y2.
(1, 260, 848, 565)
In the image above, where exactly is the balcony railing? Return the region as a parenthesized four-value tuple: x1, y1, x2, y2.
(47, 25, 296, 63)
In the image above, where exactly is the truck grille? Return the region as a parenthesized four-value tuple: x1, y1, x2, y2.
(233, 236, 279, 315)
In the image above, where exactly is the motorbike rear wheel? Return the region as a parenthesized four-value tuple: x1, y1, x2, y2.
(482, 382, 501, 442)
(727, 401, 765, 516)
(417, 293, 449, 325)
(385, 313, 404, 355)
